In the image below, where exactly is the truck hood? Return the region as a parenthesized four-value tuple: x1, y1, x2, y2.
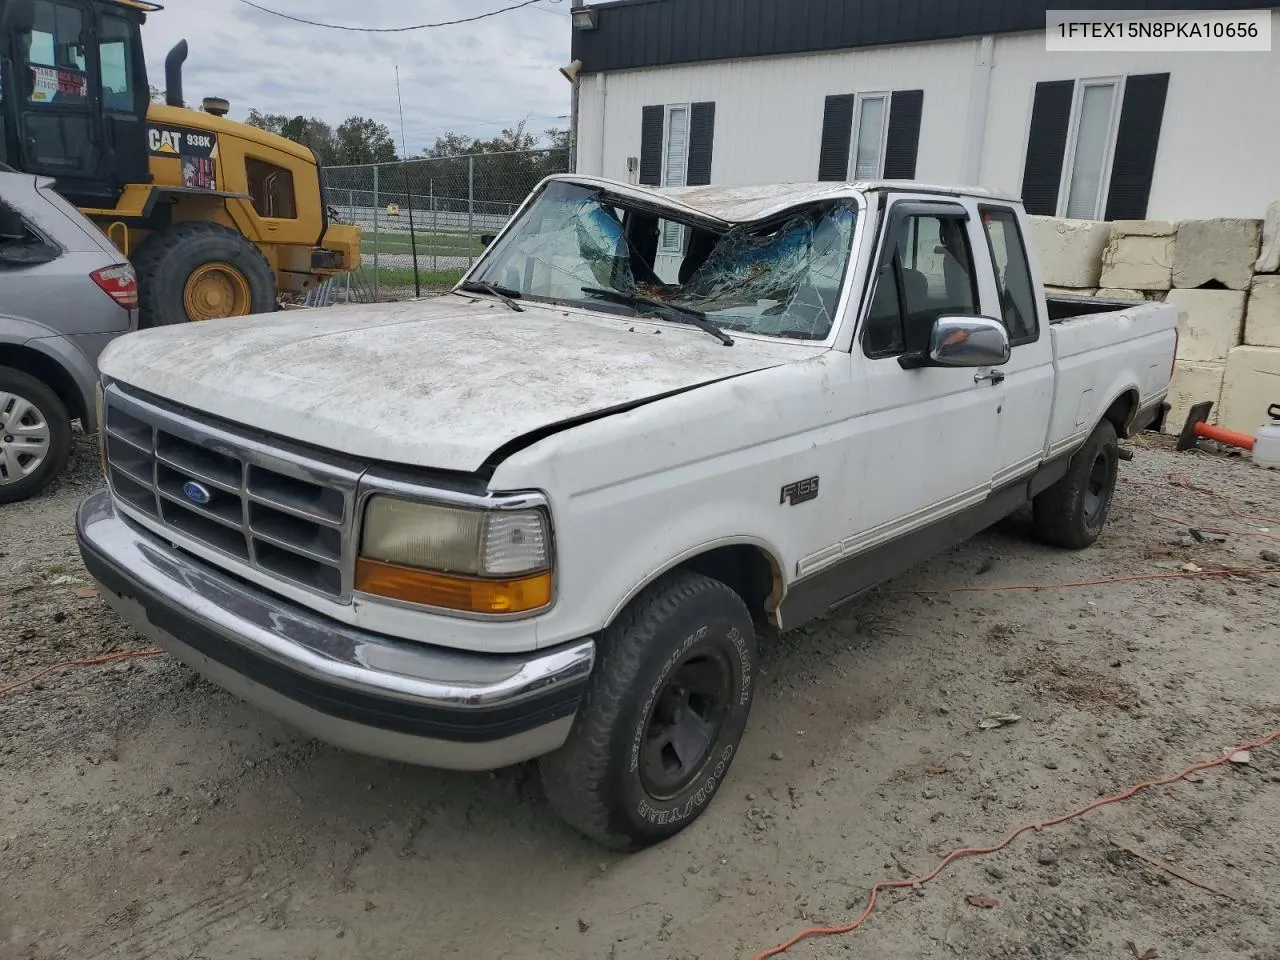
(98, 297, 822, 473)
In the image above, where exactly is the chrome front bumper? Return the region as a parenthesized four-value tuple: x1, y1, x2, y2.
(76, 490, 594, 770)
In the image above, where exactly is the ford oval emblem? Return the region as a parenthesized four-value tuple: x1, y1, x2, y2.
(183, 481, 213, 505)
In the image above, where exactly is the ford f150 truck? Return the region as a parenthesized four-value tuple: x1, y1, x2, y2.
(77, 176, 1177, 849)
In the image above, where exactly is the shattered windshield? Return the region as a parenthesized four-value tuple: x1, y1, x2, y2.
(472, 180, 857, 341)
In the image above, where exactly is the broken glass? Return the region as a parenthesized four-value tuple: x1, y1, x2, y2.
(473, 180, 858, 341)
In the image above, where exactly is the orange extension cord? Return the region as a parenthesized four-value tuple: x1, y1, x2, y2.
(754, 732, 1280, 959)
(0, 647, 163, 696)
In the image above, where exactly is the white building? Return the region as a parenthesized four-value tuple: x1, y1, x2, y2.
(569, 0, 1280, 221)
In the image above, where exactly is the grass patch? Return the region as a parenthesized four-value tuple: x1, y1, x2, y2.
(351, 267, 466, 290)
(363, 231, 484, 258)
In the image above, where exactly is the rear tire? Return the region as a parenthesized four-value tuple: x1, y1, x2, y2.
(539, 570, 757, 850)
(133, 222, 276, 326)
(1033, 419, 1120, 550)
(0, 367, 72, 504)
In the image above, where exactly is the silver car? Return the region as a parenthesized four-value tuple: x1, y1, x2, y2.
(1, 165, 138, 503)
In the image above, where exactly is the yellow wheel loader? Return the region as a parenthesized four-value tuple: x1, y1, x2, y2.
(0, 0, 360, 324)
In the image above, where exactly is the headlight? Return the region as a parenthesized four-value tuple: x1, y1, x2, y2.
(355, 496, 552, 615)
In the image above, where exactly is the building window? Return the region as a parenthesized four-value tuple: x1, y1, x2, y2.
(1061, 79, 1122, 220)
(818, 89, 923, 182)
(660, 104, 689, 251)
(851, 92, 889, 180)
(1021, 73, 1169, 221)
(639, 102, 716, 190)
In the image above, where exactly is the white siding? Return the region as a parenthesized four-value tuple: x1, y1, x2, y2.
(980, 17, 1280, 220)
(577, 38, 981, 186)
(578, 9, 1280, 221)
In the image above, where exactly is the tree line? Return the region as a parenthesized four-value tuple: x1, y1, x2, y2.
(243, 109, 567, 166)
(243, 110, 571, 208)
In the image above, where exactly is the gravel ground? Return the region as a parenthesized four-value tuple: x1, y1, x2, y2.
(2, 435, 1279, 960)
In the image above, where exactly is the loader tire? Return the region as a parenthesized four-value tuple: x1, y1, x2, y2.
(1032, 419, 1120, 550)
(134, 222, 276, 326)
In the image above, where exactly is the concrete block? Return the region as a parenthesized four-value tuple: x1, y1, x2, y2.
(1256, 201, 1280, 273)
(1162, 360, 1225, 434)
(1172, 219, 1262, 290)
(1045, 286, 1097, 297)
(1165, 289, 1246, 362)
(1220, 346, 1280, 434)
(1027, 216, 1110, 288)
(1099, 234, 1173, 291)
(1245, 276, 1280, 347)
(1094, 288, 1146, 300)
(1110, 220, 1175, 238)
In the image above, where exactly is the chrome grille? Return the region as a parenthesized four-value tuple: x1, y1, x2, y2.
(102, 385, 361, 600)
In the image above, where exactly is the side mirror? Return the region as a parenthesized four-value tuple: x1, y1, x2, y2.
(929, 316, 1011, 368)
(480, 233, 497, 248)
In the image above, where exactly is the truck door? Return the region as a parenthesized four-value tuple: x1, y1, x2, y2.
(974, 205, 1056, 487)
(848, 196, 1001, 547)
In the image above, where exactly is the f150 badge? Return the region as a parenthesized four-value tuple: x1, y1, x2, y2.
(780, 477, 819, 506)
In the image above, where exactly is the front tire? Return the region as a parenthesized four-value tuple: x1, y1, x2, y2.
(0, 368, 71, 504)
(133, 222, 276, 326)
(539, 570, 757, 850)
(1033, 419, 1120, 549)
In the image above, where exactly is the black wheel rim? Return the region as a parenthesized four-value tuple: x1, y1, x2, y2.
(640, 648, 733, 800)
(1083, 449, 1114, 523)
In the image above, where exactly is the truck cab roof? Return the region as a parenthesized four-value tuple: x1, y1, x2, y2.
(548, 175, 1021, 226)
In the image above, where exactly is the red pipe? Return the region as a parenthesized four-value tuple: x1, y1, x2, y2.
(1193, 421, 1255, 451)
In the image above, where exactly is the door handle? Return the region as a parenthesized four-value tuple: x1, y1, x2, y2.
(975, 370, 1006, 385)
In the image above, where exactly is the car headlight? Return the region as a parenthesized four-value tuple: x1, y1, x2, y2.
(355, 496, 553, 615)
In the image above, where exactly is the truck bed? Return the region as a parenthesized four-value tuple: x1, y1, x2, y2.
(1047, 299, 1178, 451)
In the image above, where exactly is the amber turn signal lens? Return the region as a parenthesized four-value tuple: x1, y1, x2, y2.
(355, 558, 552, 614)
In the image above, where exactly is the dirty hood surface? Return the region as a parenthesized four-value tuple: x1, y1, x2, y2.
(99, 297, 819, 472)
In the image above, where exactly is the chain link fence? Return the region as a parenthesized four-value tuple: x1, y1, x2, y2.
(322, 148, 570, 302)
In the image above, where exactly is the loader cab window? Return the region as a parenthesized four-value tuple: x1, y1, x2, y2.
(19, 1, 89, 105)
(98, 14, 138, 113)
(13, 0, 95, 175)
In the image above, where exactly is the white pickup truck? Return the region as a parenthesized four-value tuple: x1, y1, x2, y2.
(77, 176, 1177, 849)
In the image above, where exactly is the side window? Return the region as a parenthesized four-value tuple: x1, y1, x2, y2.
(20, 1, 88, 105)
(246, 158, 298, 219)
(98, 15, 138, 113)
(981, 207, 1039, 344)
(0, 200, 60, 263)
(863, 211, 979, 357)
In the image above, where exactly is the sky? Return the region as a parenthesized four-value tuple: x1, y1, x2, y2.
(139, 0, 575, 153)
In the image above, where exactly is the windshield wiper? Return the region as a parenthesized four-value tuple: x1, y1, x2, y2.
(456, 280, 524, 312)
(581, 287, 733, 346)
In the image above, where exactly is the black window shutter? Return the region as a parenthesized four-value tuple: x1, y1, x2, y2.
(687, 101, 716, 186)
(1020, 80, 1074, 216)
(1104, 73, 1170, 221)
(883, 89, 924, 179)
(817, 94, 855, 181)
(640, 105, 664, 186)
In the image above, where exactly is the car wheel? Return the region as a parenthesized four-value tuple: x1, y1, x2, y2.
(0, 367, 72, 504)
(539, 569, 757, 850)
(1032, 419, 1120, 550)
